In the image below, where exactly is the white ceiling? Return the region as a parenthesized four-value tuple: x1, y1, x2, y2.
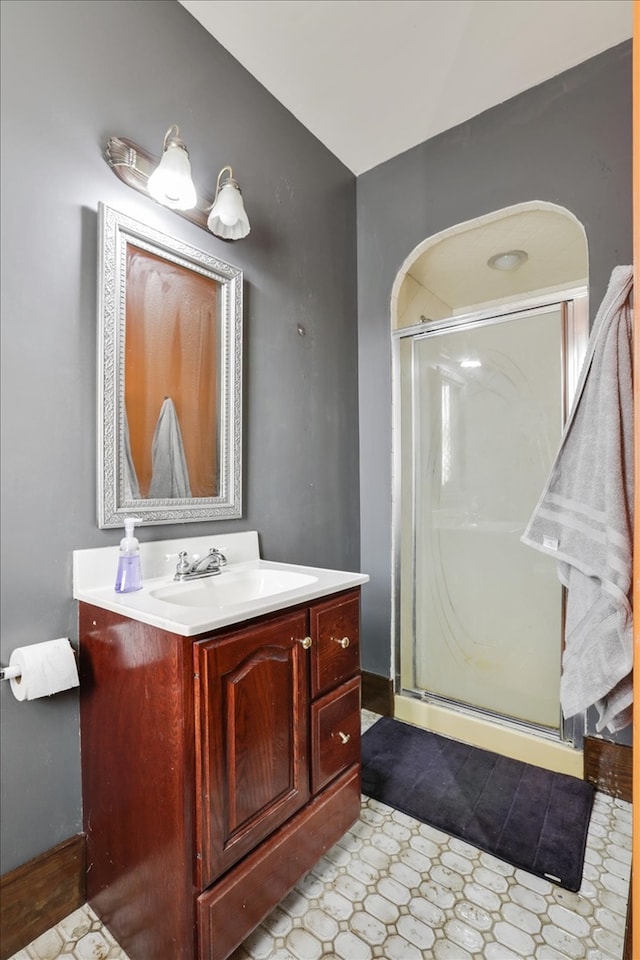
(178, 0, 632, 175)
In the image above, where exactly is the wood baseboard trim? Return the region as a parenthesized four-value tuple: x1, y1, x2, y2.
(0, 834, 86, 960)
(361, 672, 394, 716)
(583, 736, 632, 802)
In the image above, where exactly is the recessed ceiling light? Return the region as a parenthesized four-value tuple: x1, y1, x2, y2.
(487, 250, 528, 271)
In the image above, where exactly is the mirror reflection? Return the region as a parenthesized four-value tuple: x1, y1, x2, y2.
(124, 245, 220, 500)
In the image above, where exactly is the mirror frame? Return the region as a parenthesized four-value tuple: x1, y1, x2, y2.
(97, 202, 243, 528)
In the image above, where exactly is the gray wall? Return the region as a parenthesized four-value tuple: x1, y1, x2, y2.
(356, 42, 632, 732)
(0, 0, 359, 874)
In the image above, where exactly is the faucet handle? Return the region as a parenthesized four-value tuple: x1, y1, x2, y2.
(175, 551, 192, 575)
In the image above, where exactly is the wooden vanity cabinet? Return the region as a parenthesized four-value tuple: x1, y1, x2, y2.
(79, 587, 362, 960)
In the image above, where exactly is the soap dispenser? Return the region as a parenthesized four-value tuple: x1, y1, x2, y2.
(115, 516, 143, 593)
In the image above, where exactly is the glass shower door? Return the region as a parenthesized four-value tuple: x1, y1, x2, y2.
(398, 306, 565, 730)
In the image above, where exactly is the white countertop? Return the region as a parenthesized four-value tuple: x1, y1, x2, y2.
(73, 531, 369, 637)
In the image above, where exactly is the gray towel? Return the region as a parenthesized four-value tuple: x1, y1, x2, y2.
(149, 397, 192, 499)
(521, 266, 633, 733)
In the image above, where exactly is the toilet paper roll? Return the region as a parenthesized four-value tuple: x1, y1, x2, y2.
(9, 638, 79, 702)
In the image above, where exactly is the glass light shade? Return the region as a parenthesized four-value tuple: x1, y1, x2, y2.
(487, 250, 528, 271)
(207, 183, 250, 240)
(147, 143, 197, 211)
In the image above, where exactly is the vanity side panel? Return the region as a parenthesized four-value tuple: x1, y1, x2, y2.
(79, 604, 196, 960)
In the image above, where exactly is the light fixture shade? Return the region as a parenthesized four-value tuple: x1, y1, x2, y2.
(147, 127, 197, 211)
(207, 170, 250, 240)
(487, 250, 528, 271)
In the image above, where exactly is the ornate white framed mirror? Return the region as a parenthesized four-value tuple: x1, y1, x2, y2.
(97, 203, 242, 528)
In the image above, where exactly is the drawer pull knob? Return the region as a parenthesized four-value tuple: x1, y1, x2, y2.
(298, 636, 312, 649)
(334, 636, 350, 649)
(337, 731, 351, 744)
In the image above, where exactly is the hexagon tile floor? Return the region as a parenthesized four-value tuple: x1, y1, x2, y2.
(9, 713, 631, 960)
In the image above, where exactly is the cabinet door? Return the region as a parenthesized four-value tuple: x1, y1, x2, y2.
(310, 590, 360, 698)
(195, 610, 310, 888)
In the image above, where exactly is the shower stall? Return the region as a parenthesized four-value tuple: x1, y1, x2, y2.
(393, 291, 589, 774)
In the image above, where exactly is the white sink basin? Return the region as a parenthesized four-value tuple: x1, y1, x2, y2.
(149, 567, 318, 608)
(74, 534, 369, 636)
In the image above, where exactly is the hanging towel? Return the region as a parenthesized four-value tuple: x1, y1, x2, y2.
(148, 397, 192, 499)
(521, 265, 634, 733)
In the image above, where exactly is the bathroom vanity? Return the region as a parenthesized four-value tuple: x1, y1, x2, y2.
(74, 533, 368, 960)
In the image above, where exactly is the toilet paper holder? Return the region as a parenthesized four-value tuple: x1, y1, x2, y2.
(0, 664, 22, 681)
(1, 638, 79, 701)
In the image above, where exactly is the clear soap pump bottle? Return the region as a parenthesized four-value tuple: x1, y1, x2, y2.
(115, 516, 143, 593)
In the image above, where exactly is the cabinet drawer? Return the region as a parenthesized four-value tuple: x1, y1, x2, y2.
(311, 675, 361, 793)
(310, 590, 360, 698)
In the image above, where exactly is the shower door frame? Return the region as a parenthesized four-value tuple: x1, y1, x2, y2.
(391, 286, 589, 743)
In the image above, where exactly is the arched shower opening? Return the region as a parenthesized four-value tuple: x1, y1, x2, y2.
(391, 201, 589, 775)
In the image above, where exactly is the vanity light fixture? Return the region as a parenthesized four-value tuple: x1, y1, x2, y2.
(146, 126, 197, 211)
(207, 166, 251, 240)
(104, 126, 250, 241)
(487, 249, 528, 271)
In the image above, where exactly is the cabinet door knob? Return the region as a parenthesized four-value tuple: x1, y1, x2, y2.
(298, 636, 312, 649)
(334, 636, 350, 649)
(337, 731, 351, 744)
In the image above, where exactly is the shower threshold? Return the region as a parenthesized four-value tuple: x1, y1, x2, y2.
(407, 686, 563, 742)
(394, 691, 583, 777)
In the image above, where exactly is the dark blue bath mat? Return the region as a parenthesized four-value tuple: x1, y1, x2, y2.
(361, 717, 594, 892)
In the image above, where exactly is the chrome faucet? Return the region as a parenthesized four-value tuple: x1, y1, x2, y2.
(173, 548, 227, 581)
